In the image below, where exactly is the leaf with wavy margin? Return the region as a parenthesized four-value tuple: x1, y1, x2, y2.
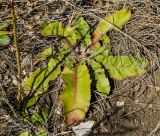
(88, 60, 110, 95)
(71, 16, 92, 46)
(40, 22, 77, 46)
(61, 64, 91, 125)
(40, 22, 64, 36)
(92, 9, 131, 46)
(24, 58, 61, 107)
(96, 55, 148, 80)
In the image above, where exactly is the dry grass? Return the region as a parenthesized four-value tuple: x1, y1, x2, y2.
(0, 0, 160, 136)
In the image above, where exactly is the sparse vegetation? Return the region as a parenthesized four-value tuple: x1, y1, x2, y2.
(19, 9, 148, 135)
(0, 1, 160, 136)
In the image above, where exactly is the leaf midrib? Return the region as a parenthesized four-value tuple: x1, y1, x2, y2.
(73, 64, 78, 109)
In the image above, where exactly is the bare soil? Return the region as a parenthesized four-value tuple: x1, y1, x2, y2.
(0, 0, 160, 136)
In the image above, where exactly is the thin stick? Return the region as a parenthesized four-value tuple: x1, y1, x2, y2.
(11, 1, 22, 101)
(148, 120, 160, 136)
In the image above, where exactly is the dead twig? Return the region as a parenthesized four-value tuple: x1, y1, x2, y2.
(148, 121, 160, 136)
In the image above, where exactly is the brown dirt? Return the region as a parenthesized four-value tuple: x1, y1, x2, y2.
(0, 0, 160, 136)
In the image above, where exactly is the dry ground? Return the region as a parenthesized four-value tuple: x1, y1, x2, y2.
(0, 0, 160, 136)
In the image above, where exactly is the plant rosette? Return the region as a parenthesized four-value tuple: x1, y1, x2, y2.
(23, 9, 148, 127)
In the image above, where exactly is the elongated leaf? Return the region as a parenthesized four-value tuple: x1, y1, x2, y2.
(24, 58, 61, 107)
(93, 9, 131, 44)
(88, 60, 110, 95)
(24, 58, 61, 93)
(71, 16, 92, 46)
(0, 22, 9, 30)
(40, 22, 64, 36)
(0, 35, 10, 45)
(61, 64, 91, 124)
(40, 22, 77, 46)
(39, 47, 71, 61)
(96, 56, 148, 80)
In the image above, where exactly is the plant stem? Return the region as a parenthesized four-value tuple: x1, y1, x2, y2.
(11, 1, 22, 102)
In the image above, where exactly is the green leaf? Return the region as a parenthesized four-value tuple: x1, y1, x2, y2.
(71, 16, 92, 46)
(24, 68, 40, 95)
(39, 47, 71, 61)
(40, 22, 64, 36)
(0, 22, 9, 30)
(30, 112, 45, 124)
(89, 35, 110, 50)
(88, 60, 110, 95)
(65, 58, 76, 69)
(24, 58, 61, 93)
(63, 27, 77, 46)
(40, 108, 50, 123)
(96, 56, 148, 80)
(40, 22, 77, 46)
(40, 47, 54, 58)
(93, 42, 101, 49)
(24, 58, 61, 107)
(102, 35, 110, 44)
(19, 130, 32, 136)
(0, 31, 10, 35)
(0, 35, 10, 45)
(24, 107, 49, 125)
(30, 109, 49, 124)
(36, 129, 48, 136)
(89, 46, 111, 58)
(93, 9, 131, 43)
(61, 64, 91, 125)
(25, 95, 39, 108)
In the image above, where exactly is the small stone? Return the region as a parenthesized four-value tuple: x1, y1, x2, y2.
(148, 104, 152, 108)
(135, 99, 139, 103)
(23, 70, 27, 75)
(11, 75, 17, 86)
(72, 120, 95, 136)
(116, 101, 124, 107)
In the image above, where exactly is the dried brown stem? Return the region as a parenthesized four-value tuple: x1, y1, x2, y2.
(11, 0, 22, 102)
